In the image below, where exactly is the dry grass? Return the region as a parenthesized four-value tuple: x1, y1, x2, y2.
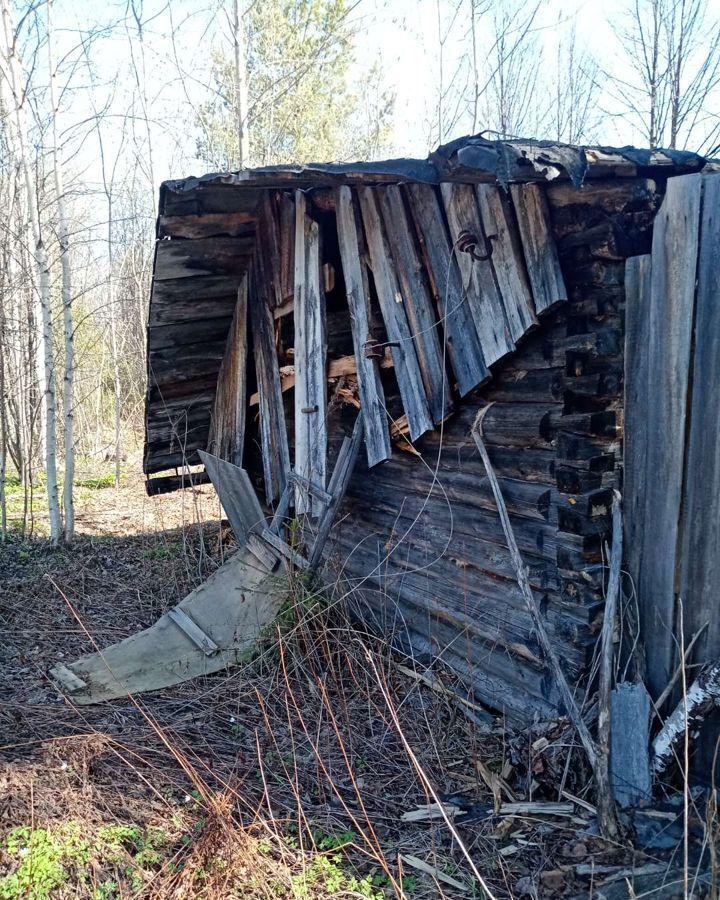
(1, 464, 716, 898)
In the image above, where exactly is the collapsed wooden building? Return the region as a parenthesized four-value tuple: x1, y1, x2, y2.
(54, 137, 720, 765)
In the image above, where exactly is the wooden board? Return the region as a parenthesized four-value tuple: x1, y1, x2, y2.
(633, 174, 702, 697)
(198, 450, 265, 544)
(334, 186, 392, 466)
(404, 183, 488, 396)
(153, 236, 253, 280)
(207, 277, 248, 466)
(250, 267, 291, 503)
(50, 546, 286, 704)
(475, 184, 537, 340)
(510, 183, 567, 313)
(678, 174, 720, 670)
(357, 187, 433, 440)
(293, 192, 327, 515)
(622, 255, 652, 621)
(441, 182, 513, 365)
(610, 682, 652, 807)
(377, 185, 452, 423)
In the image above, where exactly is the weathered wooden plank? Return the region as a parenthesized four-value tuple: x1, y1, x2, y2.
(377, 185, 452, 422)
(147, 317, 234, 351)
(145, 470, 211, 495)
(157, 211, 256, 240)
(334, 186, 392, 466)
(509, 183, 567, 313)
(610, 681, 652, 806)
(404, 183, 488, 396)
(678, 174, 720, 675)
(207, 277, 248, 466)
(441, 182, 513, 364)
(475, 184, 537, 340)
(249, 267, 291, 502)
(167, 607, 219, 656)
(198, 450, 265, 544)
(357, 187, 433, 440)
(277, 191, 295, 304)
(153, 236, 253, 280)
(149, 276, 241, 326)
(293, 192, 327, 515)
(623, 254, 652, 626)
(261, 527, 310, 570)
(635, 174, 702, 697)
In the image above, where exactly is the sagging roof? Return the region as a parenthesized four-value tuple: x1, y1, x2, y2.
(145, 136, 709, 479)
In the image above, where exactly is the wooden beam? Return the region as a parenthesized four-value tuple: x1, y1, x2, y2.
(441, 182, 513, 364)
(293, 191, 327, 515)
(509, 183, 567, 313)
(198, 450, 265, 545)
(357, 186, 433, 441)
(334, 186, 392, 466)
(377, 185, 452, 423)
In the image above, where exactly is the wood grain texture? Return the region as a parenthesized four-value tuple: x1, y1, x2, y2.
(635, 174, 702, 697)
(293, 192, 327, 515)
(510, 183, 567, 313)
(404, 183, 488, 396)
(377, 185, 452, 422)
(250, 266, 291, 503)
(207, 276, 248, 466)
(678, 174, 720, 671)
(334, 186, 392, 466)
(622, 254, 652, 627)
(475, 184, 537, 340)
(357, 186, 433, 440)
(198, 450, 265, 544)
(441, 182, 513, 364)
(610, 682, 652, 807)
(153, 236, 253, 280)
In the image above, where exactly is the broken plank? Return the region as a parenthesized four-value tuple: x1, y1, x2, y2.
(250, 265, 291, 503)
(509, 183, 567, 313)
(261, 527, 310, 570)
(404, 183, 488, 396)
(357, 186, 433, 441)
(441, 182, 513, 364)
(475, 184, 537, 340)
(198, 450, 265, 544)
(610, 681, 652, 806)
(335, 185, 392, 466)
(293, 191, 327, 515)
(377, 185, 452, 423)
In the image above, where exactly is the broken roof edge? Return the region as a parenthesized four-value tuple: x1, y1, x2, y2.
(160, 135, 710, 200)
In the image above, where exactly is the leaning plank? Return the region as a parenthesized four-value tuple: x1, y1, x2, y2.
(357, 187, 433, 441)
(475, 185, 537, 340)
(678, 174, 720, 675)
(636, 174, 702, 697)
(441, 182, 513, 365)
(404, 183, 488, 396)
(509, 183, 567, 313)
(250, 266, 291, 503)
(623, 254, 652, 618)
(334, 186, 392, 465)
(610, 681, 652, 806)
(377, 185, 451, 423)
(293, 191, 327, 515)
(198, 450, 265, 544)
(49, 546, 287, 703)
(206, 275, 248, 466)
(167, 607, 219, 657)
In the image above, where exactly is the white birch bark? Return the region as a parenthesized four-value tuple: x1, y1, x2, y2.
(47, 0, 74, 541)
(0, 0, 61, 543)
(233, 0, 250, 168)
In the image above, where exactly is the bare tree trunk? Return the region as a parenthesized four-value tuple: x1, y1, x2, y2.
(47, 0, 75, 541)
(233, 0, 250, 168)
(1, 0, 61, 543)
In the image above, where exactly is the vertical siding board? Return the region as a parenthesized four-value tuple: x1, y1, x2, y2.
(476, 184, 537, 340)
(404, 183, 488, 396)
(293, 191, 327, 515)
(636, 174, 702, 697)
(623, 254, 652, 611)
(510, 183, 568, 314)
(377, 184, 452, 422)
(250, 265, 290, 504)
(334, 186, 392, 466)
(441, 182, 513, 364)
(679, 174, 720, 667)
(357, 186, 433, 440)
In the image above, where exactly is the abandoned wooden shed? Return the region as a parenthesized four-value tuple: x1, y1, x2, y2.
(54, 137, 720, 764)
